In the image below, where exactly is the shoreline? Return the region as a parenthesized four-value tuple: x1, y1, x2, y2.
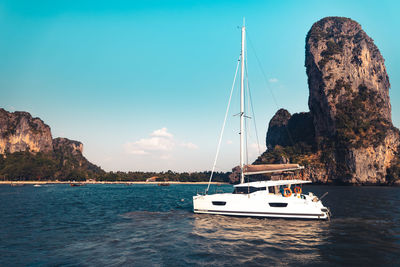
(1, 181, 397, 186)
(0, 181, 228, 185)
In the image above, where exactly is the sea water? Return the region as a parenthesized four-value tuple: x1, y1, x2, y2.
(0, 184, 399, 266)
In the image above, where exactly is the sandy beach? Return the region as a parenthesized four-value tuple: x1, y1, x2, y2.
(0, 181, 228, 185)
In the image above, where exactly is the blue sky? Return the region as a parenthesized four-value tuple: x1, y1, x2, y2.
(1, 0, 399, 172)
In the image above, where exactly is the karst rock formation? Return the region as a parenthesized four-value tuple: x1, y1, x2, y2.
(259, 17, 400, 184)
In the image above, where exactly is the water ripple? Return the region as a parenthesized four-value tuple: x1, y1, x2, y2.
(0, 184, 399, 266)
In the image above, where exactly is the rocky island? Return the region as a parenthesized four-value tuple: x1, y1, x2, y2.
(0, 108, 104, 180)
(0, 108, 230, 182)
(255, 17, 400, 185)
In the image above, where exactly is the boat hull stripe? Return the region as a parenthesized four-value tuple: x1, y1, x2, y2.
(194, 209, 324, 217)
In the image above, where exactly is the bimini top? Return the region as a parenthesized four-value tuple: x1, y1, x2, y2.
(243, 164, 304, 175)
(234, 179, 312, 188)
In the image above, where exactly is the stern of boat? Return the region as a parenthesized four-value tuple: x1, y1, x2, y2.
(307, 193, 331, 220)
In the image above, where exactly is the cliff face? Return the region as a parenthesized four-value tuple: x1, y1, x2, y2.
(0, 108, 53, 154)
(266, 109, 315, 151)
(0, 108, 103, 180)
(305, 17, 399, 184)
(266, 109, 291, 150)
(306, 17, 391, 138)
(53, 137, 83, 156)
(53, 137, 102, 175)
(258, 17, 400, 185)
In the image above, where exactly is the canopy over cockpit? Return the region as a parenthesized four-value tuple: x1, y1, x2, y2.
(234, 179, 311, 188)
(243, 164, 304, 176)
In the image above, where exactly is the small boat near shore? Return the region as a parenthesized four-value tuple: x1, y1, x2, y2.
(10, 183, 24, 187)
(70, 183, 85, 187)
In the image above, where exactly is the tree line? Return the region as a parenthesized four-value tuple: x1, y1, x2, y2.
(0, 151, 231, 183)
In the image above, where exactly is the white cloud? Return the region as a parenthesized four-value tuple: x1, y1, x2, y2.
(124, 128, 198, 158)
(150, 127, 173, 138)
(226, 140, 233, 145)
(124, 147, 149, 155)
(180, 142, 199, 149)
(124, 136, 174, 155)
(268, 78, 278, 83)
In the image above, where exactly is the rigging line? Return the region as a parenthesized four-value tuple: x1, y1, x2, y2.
(246, 30, 296, 148)
(245, 51, 261, 155)
(246, 31, 280, 109)
(206, 58, 240, 194)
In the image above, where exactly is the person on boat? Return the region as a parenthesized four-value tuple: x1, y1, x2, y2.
(279, 186, 284, 196)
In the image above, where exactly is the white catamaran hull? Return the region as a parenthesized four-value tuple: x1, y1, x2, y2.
(193, 192, 329, 220)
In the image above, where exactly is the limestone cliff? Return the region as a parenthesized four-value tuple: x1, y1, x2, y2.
(266, 109, 315, 151)
(257, 17, 400, 185)
(0, 108, 103, 180)
(306, 17, 391, 138)
(266, 109, 291, 150)
(0, 108, 53, 154)
(306, 16, 399, 184)
(53, 137, 103, 176)
(53, 137, 83, 156)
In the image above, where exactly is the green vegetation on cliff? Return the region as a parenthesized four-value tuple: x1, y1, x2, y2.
(318, 40, 343, 68)
(335, 84, 391, 149)
(0, 151, 102, 181)
(261, 110, 317, 168)
(255, 144, 316, 167)
(0, 152, 58, 180)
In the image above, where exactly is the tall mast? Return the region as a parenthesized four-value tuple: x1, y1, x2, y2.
(240, 19, 245, 184)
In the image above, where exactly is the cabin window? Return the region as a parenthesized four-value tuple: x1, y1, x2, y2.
(212, 201, 226, 206)
(269, 202, 288, 207)
(232, 186, 267, 194)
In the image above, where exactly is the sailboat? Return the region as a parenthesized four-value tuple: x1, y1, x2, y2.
(192, 21, 331, 220)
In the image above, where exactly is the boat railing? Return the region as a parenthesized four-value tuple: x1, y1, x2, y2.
(196, 188, 207, 195)
(196, 188, 226, 195)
